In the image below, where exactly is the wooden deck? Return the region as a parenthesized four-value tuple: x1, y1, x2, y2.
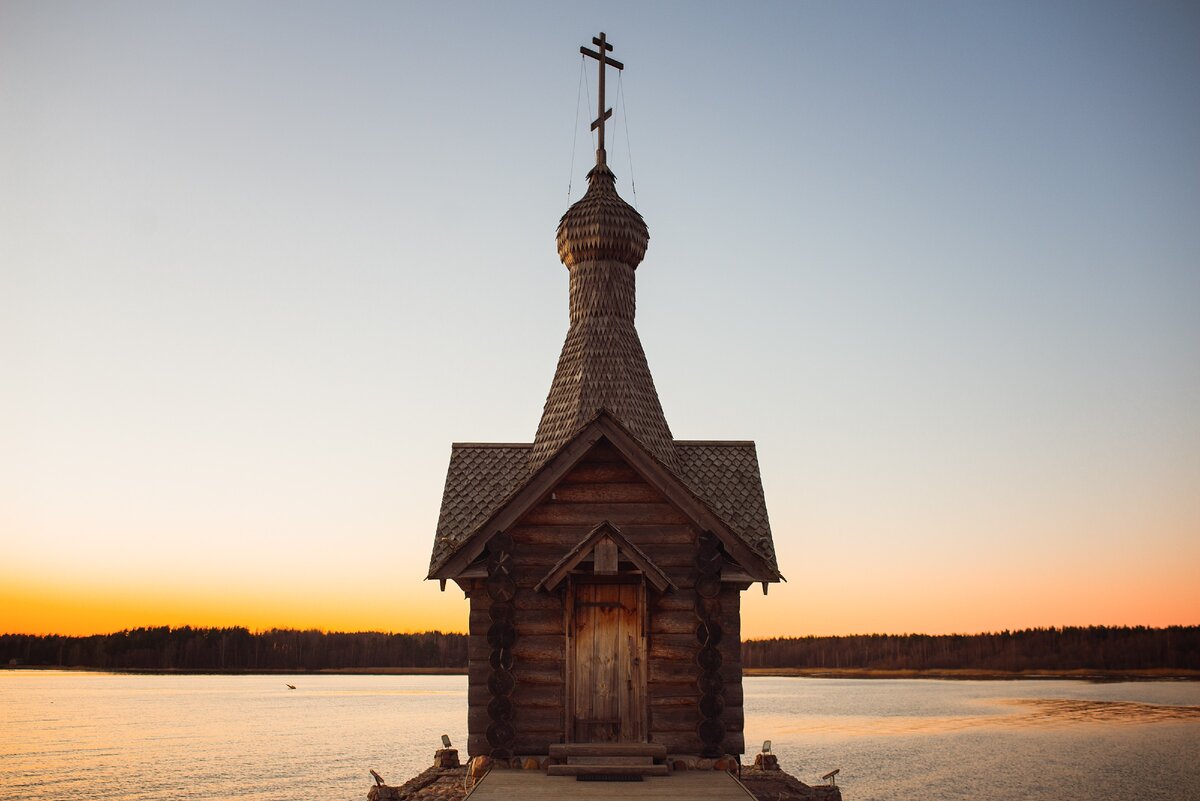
(465, 769, 756, 800)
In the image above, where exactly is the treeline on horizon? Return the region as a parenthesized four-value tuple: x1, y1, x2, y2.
(0, 628, 467, 671)
(743, 626, 1200, 672)
(1, 625, 1196, 672)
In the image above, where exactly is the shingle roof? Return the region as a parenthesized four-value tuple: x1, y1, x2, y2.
(428, 444, 530, 577)
(675, 442, 777, 570)
(428, 439, 778, 577)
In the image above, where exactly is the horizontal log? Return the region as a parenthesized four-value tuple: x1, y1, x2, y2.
(468, 634, 565, 663)
(467, 663, 564, 687)
(647, 731, 745, 756)
(655, 733, 746, 756)
(512, 526, 592, 547)
(648, 634, 698, 661)
(651, 707, 745, 733)
(649, 607, 741, 635)
(469, 706, 564, 733)
(646, 732, 699, 754)
(513, 588, 566, 611)
(551, 482, 666, 504)
(467, 734, 563, 757)
(578, 443, 623, 463)
(519, 503, 690, 527)
(625, 525, 698, 545)
(647, 683, 743, 707)
(649, 706, 697, 732)
(513, 524, 696, 548)
(470, 607, 564, 636)
(562, 462, 643, 483)
(652, 592, 697, 612)
(468, 683, 567, 708)
(649, 660, 742, 684)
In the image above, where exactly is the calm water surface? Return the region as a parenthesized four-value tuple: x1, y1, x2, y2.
(1, 671, 1197, 800)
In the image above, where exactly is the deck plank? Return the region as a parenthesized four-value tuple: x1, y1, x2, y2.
(465, 769, 755, 800)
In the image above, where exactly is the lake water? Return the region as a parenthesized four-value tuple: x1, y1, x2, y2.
(1, 671, 1197, 801)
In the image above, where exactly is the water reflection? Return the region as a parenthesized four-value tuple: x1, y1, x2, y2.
(754, 696, 1200, 737)
(2, 673, 1198, 801)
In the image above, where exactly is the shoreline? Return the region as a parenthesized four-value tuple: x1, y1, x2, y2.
(743, 667, 1200, 681)
(4, 665, 1198, 680)
(0, 665, 468, 675)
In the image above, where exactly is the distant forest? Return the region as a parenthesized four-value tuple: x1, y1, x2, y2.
(0, 628, 467, 671)
(2, 625, 1196, 672)
(742, 626, 1200, 672)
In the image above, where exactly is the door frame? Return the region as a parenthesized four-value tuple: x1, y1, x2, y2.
(563, 575, 649, 743)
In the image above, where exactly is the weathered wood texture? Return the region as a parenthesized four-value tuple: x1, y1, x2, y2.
(511, 444, 700, 588)
(466, 769, 755, 801)
(571, 583, 644, 743)
(645, 588, 744, 755)
(464, 443, 747, 757)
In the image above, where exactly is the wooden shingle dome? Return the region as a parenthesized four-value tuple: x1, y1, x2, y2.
(531, 161, 675, 472)
(556, 163, 649, 269)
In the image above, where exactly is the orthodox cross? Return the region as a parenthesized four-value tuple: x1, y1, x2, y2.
(580, 32, 624, 165)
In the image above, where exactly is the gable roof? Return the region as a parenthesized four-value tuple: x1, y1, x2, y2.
(428, 413, 780, 581)
(535, 520, 676, 593)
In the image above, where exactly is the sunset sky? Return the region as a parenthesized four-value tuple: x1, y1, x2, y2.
(3, 1, 1198, 639)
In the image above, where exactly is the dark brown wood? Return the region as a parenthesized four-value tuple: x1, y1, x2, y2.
(549, 743, 665, 759)
(648, 683, 743, 706)
(468, 733, 566, 757)
(471, 706, 563, 733)
(469, 683, 567, 708)
(578, 31, 624, 162)
(469, 663, 563, 687)
(470, 607, 563, 636)
(559, 462, 642, 483)
(592, 416, 779, 581)
(551, 482, 665, 504)
(436, 416, 776, 583)
(454, 424, 759, 759)
(469, 634, 564, 662)
(521, 502, 690, 527)
(535, 521, 676, 593)
(432, 426, 605, 580)
(647, 633, 697, 661)
(649, 659, 742, 685)
(594, 537, 618, 574)
(547, 764, 667, 777)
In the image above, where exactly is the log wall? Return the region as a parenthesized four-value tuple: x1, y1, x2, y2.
(464, 441, 746, 757)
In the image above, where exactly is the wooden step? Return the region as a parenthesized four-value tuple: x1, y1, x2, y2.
(546, 764, 670, 777)
(569, 755, 653, 766)
(548, 743, 668, 760)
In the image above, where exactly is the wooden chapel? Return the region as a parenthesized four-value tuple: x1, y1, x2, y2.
(427, 33, 782, 768)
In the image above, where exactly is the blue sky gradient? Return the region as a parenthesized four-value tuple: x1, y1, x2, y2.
(2, 1, 1197, 635)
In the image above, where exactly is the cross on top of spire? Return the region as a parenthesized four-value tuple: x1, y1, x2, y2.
(580, 32, 624, 166)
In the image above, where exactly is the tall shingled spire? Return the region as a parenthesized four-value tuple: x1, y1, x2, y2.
(529, 33, 677, 473)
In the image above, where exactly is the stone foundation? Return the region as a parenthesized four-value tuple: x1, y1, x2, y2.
(739, 764, 843, 801)
(366, 766, 468, 801)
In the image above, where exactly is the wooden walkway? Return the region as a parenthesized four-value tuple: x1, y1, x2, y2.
(464, 769, 756, 800)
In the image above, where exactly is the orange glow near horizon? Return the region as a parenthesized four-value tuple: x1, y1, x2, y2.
(5, 548, 1197, 638)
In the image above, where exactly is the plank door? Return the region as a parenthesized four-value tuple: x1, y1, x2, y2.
(571, 583, 645, 743)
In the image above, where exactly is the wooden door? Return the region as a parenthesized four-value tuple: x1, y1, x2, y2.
(571, 583, 645, 743)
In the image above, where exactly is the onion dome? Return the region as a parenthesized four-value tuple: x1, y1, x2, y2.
(556, 163, 649, 269)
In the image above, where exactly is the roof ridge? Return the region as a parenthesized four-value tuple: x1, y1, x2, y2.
(675, 440, 757, 446)
(451, 442, 533, 448)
